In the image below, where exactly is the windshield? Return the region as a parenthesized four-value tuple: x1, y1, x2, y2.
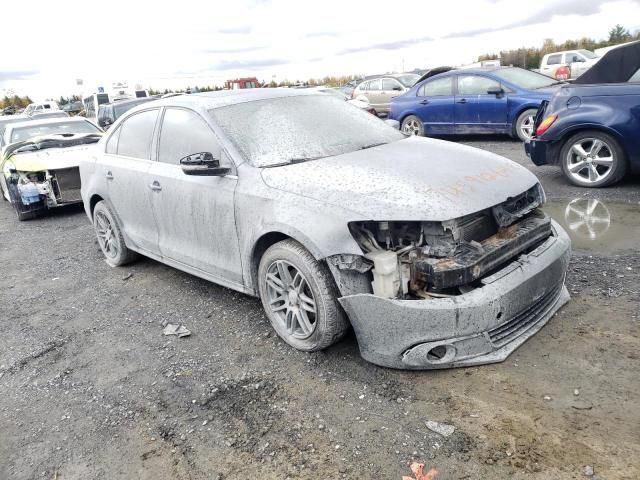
(492, 68, 557, 89)
(396, 74, 420, 87)
(10, 121, 101, 143)
(579, 49, 598, 59)
(209, 95, 404, 167)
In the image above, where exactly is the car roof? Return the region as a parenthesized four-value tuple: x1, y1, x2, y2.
(141, 88, 325, 111)
(0, 114, 30, 126)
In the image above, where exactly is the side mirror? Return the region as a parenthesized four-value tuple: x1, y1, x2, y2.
(384, 119, 400, 130)
(487, 86, 504, 96)
(180, 152, 231, 176)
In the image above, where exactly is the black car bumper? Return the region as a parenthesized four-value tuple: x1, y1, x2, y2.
(524, 138, 555, 166)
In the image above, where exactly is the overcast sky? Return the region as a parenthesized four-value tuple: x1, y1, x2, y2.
(1, 0, 639, 99)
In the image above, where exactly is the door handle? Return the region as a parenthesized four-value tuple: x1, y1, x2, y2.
(456, 99, 468, 104)
(420, 99, 430, 105)
(105, 171, 113, 180)
(149, 181, 162, 191)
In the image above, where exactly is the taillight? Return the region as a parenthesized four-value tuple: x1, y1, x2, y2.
(535, 114, 558, 137)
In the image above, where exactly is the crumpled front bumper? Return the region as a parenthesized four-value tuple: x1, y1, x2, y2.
(338, 220, 571, 369)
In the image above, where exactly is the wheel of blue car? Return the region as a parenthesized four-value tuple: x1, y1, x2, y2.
(560, 131, 627, 187)
(93, 201, 138, 266)
(515, 109, 538, 142)
(258, 239, 349, 352)
(401, 115, 424, 136)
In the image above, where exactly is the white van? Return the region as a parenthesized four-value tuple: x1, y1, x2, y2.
(539, 49, 600, 79)
(23, 101, 60, 116)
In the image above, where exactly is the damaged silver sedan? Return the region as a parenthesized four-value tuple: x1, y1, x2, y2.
(80, 89, 570, 369)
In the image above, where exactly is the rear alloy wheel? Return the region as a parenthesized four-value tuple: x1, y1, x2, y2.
(560, 131, 627, 187)
(515, 108, 538, 141)
(258, 239, 349, 351)
(401, 115, 424, 136)
(93, 201, 138, 266)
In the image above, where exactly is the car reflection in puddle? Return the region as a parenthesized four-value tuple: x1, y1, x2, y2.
(543, 198, 640, 252)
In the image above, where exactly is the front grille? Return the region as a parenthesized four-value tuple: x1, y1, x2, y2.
(488, 283, 563, 347)
(50, 167, 82, 203)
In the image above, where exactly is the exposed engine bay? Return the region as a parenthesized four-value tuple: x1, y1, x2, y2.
(8, 167, 82, 209)
(343, 184, 550, 299)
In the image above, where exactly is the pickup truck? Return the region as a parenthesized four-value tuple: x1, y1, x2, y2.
(539, 49, 599, 80)
(526, 41, 640, 187)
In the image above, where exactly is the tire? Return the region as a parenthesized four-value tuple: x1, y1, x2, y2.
(258, 239, 349, 352)
(514, 108, 538, 142)
(93, 201, 138, 266)
(559, 130, 627, 188)
(401, 115, 424, 136)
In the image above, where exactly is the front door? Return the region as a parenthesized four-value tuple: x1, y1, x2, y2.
(414, 76, 455, 135)
(379, 78, 405, 113)
(454, 74, 509, 134)
(104, 108, 160, 254)
(148, 107, 243, 284)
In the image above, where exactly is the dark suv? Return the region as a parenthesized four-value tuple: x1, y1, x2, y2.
(97, 97, 156, 129)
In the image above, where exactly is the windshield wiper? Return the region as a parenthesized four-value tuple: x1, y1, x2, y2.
(264, 156, 326, 168)
(360, 142, 387, 150)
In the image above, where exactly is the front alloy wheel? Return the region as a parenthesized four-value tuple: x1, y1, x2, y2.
(258, 239, 349, 351)
(265, 260, 318, 339)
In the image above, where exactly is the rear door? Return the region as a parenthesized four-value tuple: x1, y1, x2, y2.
(454, 74, 509, 134)
(148, 107, 243, 284)
(103, 108, 160, 254)
(414, 76, 455, 135)
(365, 79, 383, 110)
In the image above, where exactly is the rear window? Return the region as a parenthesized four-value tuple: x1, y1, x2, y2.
(546, 54, 562, 65)
(10, 121, 101, 143)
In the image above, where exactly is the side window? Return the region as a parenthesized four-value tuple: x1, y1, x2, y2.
(117, 109, 159, 159)
(547, 54, 562, 65)
(368, 79, 381, 91)
(105, 126, 120, 154)
(418, 77, 453, 97)
(629, 67, 640, 83)
(382, 79, 401, 91)
(158, 108, 219, 165)
(457, 75, 500, 95)
(359, 81, 368, 91)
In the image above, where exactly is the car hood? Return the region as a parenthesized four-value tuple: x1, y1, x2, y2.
(261, 136, 539, 221)
(7, 144, 95, 172)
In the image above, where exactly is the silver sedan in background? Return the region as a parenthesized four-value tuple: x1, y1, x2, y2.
(80, 89, 570, 369)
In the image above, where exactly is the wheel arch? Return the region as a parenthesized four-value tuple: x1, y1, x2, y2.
(88, 194, 104, 219)
(510, 104, 540, 137)
(553, 124, 628, 165)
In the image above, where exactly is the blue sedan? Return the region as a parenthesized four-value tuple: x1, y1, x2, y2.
(389, 67, 560, 141)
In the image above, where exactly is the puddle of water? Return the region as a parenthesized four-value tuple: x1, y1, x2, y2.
(543, 198, 640, 252)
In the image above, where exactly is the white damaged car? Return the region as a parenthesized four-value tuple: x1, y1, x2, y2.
(80, 89, 571, 369)
(1, 118, 102, 220)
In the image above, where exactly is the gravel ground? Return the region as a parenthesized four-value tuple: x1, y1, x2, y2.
(1, 138, 639, 480)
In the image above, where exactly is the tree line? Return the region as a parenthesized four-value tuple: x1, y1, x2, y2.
(478, 24, 640, 69)
(1, 95, 34, 109)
